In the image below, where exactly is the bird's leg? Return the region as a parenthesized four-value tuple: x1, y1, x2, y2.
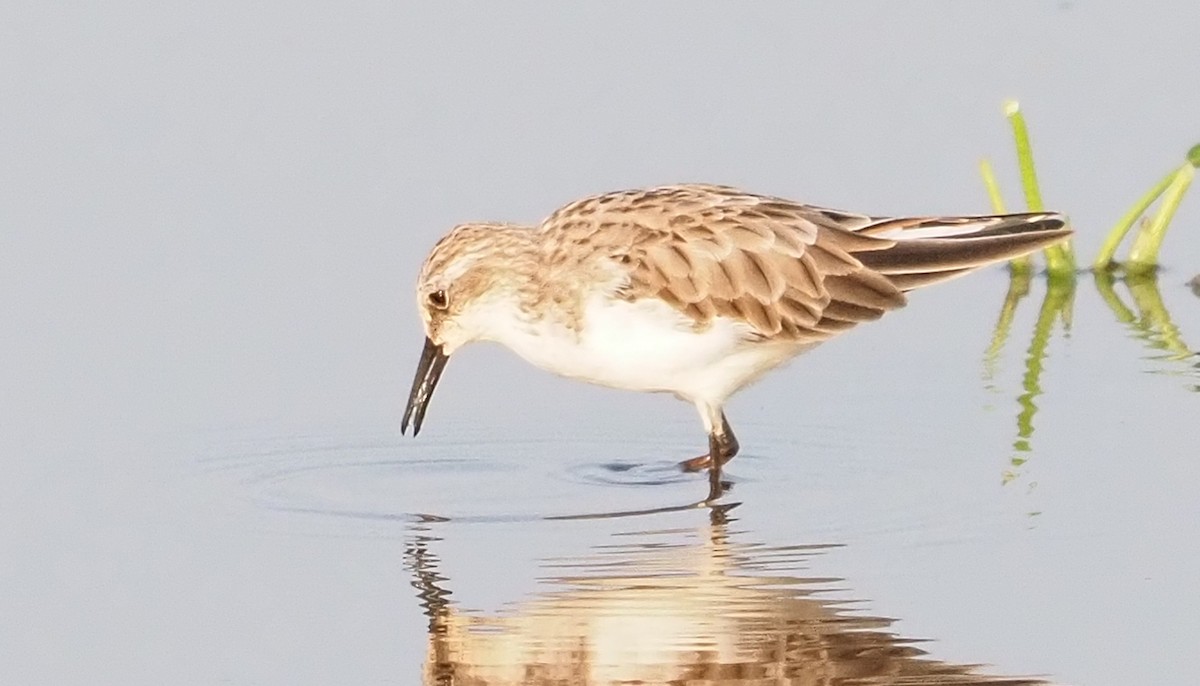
(706, 431, 725, 501)
(716, 414, 739, 466)
(680, 412, 739, 472)
(707, 416, 738, 500)
(677, 402, 734, 500)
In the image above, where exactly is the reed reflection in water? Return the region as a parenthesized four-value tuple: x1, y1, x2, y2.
(986, 269, 1199, 485)
(406, 509, 1042, 685)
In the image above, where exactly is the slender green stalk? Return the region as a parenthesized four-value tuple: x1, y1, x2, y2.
(1004, 101, 1043, 212)
(979, 158, 1009, 213)
(1127, 164, 1195, 273)
(1042, 237, 1075, 277)
(979, 157, 1031, 274)
(1097, 144, 1199, 271)
(1093, 169, 1177, 271)
(1004, 101, 1075, 275)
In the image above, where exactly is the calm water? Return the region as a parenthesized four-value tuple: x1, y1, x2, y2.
(3, 3, 1199, 685)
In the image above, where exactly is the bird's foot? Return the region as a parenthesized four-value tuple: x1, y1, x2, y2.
(679, 451, 736, 472)
(679, 453, 713, 472)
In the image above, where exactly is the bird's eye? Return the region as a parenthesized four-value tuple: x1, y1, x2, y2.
(427, 289, 449, 310)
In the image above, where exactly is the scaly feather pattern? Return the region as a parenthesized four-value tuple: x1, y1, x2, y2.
(536, 184, 1068, 342)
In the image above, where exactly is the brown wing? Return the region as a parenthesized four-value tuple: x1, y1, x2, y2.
(538, 184, 908, 341)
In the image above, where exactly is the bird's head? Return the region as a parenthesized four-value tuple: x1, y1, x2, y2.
(402, 223, 535, 436)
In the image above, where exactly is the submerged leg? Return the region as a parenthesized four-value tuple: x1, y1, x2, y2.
(680, 401, 737, 501)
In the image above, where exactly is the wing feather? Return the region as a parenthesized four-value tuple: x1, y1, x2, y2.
(536, 183, 1067, 341)
(536, 184, 908, 339)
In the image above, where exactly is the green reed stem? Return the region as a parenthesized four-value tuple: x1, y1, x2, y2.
(1093, 169, 1177, 271)
(979, 157, 1031, 275)
(1005, 101, 1043, 213)
(1127, 164, 1195, 273)
(979, 158, 1009, 213)
(1097, 144, 1200, 272)
(1004, 101, 1075, 276)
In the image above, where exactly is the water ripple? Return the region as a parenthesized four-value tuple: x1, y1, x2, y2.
(199, 430, 726, 526)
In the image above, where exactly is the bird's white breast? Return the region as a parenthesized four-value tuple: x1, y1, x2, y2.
(487, 295, 806, 403)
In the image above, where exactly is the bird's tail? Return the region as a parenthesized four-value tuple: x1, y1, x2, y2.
(849, 212, 1071, 291)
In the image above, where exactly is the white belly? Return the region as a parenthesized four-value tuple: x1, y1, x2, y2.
(493, 296, 809, 403)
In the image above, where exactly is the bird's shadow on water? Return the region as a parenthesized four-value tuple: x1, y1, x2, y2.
(405, 504, 1047, 685)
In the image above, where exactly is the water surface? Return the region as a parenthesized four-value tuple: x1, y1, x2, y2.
(3, 3, 1199, 684)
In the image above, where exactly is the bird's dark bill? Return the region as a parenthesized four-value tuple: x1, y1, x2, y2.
(401, 337, 448, 436)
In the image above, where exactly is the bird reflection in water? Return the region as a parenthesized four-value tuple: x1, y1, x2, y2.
(404, 508, 1042, 685)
